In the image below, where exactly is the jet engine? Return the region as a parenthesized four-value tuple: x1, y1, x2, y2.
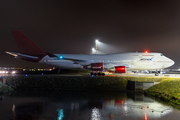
(91, 63, 103, 71)
(114, 66, 126, 73)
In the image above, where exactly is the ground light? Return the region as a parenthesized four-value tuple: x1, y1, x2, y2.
(92, 48, 95, 54)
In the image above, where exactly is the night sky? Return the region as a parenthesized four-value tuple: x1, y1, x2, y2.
(1, 0, 180, 68)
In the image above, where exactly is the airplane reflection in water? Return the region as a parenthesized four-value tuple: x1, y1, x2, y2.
(2, 92, 175, 120)
(91, 94, 173, 120)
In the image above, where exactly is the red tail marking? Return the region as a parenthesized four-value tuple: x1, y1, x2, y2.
(12, 31, 46, 55)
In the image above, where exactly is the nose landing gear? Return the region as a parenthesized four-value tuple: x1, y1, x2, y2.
(155, 70, 159, 76)
(155, 73, 159, 76)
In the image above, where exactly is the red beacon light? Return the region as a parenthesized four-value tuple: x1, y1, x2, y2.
(144, 50, 149, 54)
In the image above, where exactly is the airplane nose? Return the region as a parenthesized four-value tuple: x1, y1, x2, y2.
(165, 57, 175, 68)
(171, 60, 175, 66)
(168, 58, 175, 67)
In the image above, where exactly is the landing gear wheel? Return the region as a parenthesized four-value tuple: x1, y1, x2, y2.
(90, 72, 93, 76)
(102, 73, 105, 76)
(98, 72, 101, 76)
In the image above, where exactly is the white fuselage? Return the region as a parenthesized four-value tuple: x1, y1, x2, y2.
(39, 52, 174, 71)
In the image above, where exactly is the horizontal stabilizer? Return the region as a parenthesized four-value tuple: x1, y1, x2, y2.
(6, 51, 38, 59)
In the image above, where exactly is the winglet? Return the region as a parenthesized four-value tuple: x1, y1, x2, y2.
(12, 31, 46, 55)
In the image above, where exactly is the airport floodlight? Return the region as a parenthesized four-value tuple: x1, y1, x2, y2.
(95, 39, 99, 43)
(95, 39, 99, 54)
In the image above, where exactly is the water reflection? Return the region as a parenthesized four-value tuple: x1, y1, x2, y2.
(57, 108, 64, 120)
(0, 91, 179, 120)
(91, 108, 101, 120)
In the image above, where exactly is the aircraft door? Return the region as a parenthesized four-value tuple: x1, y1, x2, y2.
(153, 61, 156, 65)
(131, 61, 134, 67)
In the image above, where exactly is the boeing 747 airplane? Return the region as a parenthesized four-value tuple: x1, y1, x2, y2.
(6, 31, 175, 76)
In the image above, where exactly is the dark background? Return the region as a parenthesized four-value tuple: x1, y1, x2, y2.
(1, 0, 180, 68)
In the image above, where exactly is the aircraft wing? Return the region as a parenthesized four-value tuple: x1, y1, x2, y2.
(62, 57, 87, 62)
(103, 63, 131, 68)
(60, 57, 131, 68)
(62, 57, 100, 65)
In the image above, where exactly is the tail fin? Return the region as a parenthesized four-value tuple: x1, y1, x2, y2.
(12, 31, 46, 55)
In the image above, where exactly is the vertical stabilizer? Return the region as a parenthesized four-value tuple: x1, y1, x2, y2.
(12, 31, 46, 55)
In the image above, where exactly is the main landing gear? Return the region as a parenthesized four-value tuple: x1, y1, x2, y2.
(90, 72, 105, 76)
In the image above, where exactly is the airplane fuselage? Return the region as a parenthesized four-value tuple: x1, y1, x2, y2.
(39, 52, 174, 71)
(6, 31, 175, 75)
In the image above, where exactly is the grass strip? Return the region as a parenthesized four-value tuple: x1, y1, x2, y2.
(145, 78, 180, 105)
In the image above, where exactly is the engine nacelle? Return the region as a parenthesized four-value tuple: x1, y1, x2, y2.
(115, 66, 126, 73)
(91, 63, 103, 71)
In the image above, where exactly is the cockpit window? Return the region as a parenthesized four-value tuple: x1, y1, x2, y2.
(160, 54, 164, 56)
